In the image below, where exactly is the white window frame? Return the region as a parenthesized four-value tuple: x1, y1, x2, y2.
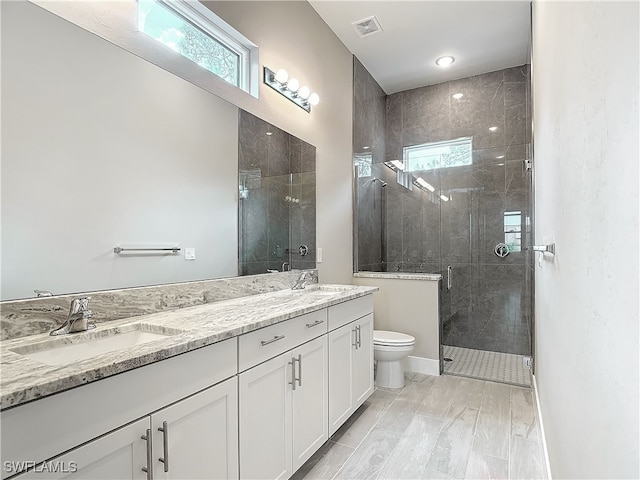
(403, 137, 473, 172)
(141, 0, 259, 96)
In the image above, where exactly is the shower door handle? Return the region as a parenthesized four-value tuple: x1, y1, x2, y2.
(447, 265, 452, 290)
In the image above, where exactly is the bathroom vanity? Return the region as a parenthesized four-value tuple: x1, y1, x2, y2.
(0, 285, 375, 480)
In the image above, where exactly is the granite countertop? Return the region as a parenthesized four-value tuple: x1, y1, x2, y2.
(0, 284, 377, 410)
(354, 272, 442, 281)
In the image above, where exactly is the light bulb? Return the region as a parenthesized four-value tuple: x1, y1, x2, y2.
(308, 93, 320, 106)
(288, 78, 300, 92)
(452, 93, 463, 100)
(298, 86, 310, 100)
(274, 69, 288, 84)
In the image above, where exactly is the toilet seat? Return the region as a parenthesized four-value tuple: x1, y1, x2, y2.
(373, 330, 415, 346)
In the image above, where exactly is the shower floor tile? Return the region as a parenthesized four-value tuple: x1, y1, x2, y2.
(443, 345, 532, 387)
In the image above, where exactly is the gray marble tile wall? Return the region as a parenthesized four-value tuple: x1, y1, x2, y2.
(386, 65, 533, 356)
(0, 270, 310, 340)
(238, 111, 316, 275)
(354, 61, 533, 356)
(354, 58, 387, 272)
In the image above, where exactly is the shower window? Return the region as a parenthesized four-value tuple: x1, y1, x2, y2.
(504, 211, 522, 252)
(403, 137, 473, 171)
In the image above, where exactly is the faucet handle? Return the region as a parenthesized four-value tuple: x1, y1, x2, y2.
(69, 296, 92, 315)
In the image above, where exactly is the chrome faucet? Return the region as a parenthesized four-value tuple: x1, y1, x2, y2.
(50, 297, 95, 336)
(292, 270, 317, 290)
(282, 262, 290, 272)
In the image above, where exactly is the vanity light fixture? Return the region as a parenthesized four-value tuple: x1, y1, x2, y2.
(435, 55, 455, 67)
(264, 66, 319, 112)
(452, 93, 464, 100)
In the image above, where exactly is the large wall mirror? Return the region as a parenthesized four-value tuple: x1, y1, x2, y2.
(239, 111, 316, 276)
(0, 1, 316, 301)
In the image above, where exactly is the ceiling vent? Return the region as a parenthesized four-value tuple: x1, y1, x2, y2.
(351, 16, 383, 38)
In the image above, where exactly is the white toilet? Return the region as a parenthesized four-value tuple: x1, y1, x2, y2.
(373, 330, 416, 389)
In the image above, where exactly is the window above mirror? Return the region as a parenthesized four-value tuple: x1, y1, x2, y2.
(138, 0, 259, 96)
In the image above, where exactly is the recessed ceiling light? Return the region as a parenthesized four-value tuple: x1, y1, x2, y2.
(496, 155, 505, 159)
(266, 132, 273, 136)
(452, 93, 464, 100)
(362, 146, 370, 150)
(435, 56, 455, 67)
(489, 126, 498, 132)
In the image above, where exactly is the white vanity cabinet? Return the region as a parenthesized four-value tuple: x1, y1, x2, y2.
(12, 378, 238, 480)
(2, 338, 238, 480)
(12, 417, 150, 480)
(150, 377, 238, 480)
(327, 297, 374, 436)
(238, 335, 328, 480)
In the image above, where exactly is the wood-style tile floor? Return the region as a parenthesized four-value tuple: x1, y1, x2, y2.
(293, 373, 547, 480)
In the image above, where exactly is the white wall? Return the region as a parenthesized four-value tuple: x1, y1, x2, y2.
(28, 0, 355, 285)
(1, 2, 239, 300)
(532, 2, 639, 478)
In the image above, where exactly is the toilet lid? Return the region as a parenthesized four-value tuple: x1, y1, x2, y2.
(373, 330, 415, 346)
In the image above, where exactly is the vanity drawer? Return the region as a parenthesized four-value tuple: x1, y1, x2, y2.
(328, 295, 373, 331)
(238, 309, 328, 372)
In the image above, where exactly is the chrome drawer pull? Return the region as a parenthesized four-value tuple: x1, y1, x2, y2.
(305, 320, 324, 328)
(261, 335, 285, 346)
(297, 354, 302, 387)
(158, 421, 169, 472)
(141, 429, 153, 480)
(289, 357, 297, 390)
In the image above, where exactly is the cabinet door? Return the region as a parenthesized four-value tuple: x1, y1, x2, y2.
(12, 418, 150, 480)
(353, 314, 375, 407)
(151, 377, 239, 480)
(291, 336, 328, 471)
(328, 322, 356, 436)
(239, 353, 292, 480)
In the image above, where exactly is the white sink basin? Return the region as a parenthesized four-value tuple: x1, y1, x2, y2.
(11, 324, 181, 366)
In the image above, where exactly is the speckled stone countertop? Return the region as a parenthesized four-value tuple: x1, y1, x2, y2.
(0, 284, 376, 410)
(353, 272, 442, 281)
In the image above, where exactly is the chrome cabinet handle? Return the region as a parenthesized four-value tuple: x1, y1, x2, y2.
(158, 421, 169, 472)
(305, 320, 324, 328)
(447, 265, 452, 290)
(141, 429, 153, 480)
(289, 356, 297, 390)
(356, 325, 362, 349)
(352, 327, 358, 349)
(295, 354, 302, 387)
(261, 335, 285, 346)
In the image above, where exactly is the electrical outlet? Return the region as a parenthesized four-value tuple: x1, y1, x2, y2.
(317, 247, 323, 263)
(523, 356, 533, 369)
(185, 248, 196, 260)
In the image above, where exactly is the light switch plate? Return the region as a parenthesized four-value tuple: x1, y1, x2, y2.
(317, 247, 323, 263)
(185, 248, 196, 260)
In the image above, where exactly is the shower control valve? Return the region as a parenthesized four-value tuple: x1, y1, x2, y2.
(494, 243, 510, 258)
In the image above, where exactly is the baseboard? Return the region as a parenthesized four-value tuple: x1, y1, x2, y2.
(532, 374, 553, 479)
(405, 355, 440, 376)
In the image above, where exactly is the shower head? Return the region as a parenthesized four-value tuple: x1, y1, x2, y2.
(366, 178, 388, 187)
